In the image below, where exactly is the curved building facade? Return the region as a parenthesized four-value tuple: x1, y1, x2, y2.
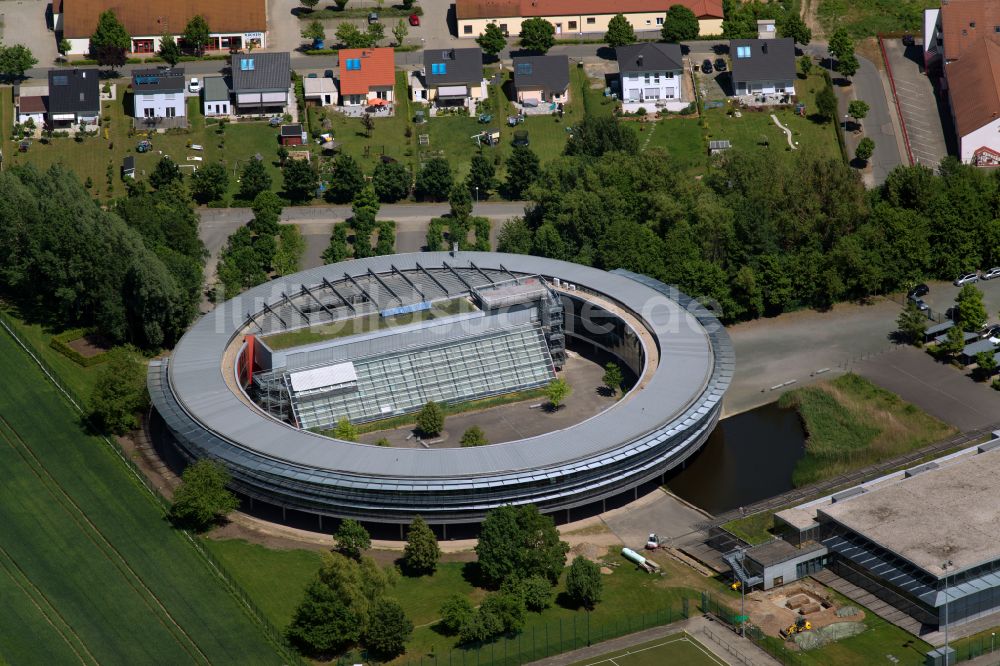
(148, 252, 733, 527)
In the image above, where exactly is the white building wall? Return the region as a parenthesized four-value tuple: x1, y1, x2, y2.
(924, 8, 941, 57)
(64, 31, 267, 55)
(960, 117, 1000, 163)
(203, 99, 231, 116)
(620, 70, 682, 102)
(734, 79, 795, 95)
(133, 92, 186, 119)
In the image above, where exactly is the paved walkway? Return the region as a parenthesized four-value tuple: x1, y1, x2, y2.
(882, 38, 950, 167)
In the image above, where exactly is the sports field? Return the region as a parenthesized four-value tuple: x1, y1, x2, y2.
(0, 331, 284, 665)
(570, 633, 726, 666)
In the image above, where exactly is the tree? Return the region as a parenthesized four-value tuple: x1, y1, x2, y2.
(519, 576, 552, 612)
(479, 591, 526, 635)
(896, 301, 927, 345)
(855, 137, 875, 163)
(372, 160, 411, 202)
(302, 19, 326, 43)
(828, 27, 853, 61)
(286, 580, 361, 655)
(497, 217, 534, 253)
(941, 323, 966, 356)
(336, 23, 370, 49)
(661, 4, 699, 42)
(360, 112, 376, 137)
(545, 377, 571, 409)
(239, 158, 272, 201)
(403, 516, 441, 575)
(848, 100, 869, 129)
(415, 157, 453, 201)
(602, 362, 624, 395)
(520, 18, 556, 53)
(976, 351, 998, 380)
(474, 504, 569, 586)
(300, 0, 320, 10)
(58, 38, 71, 55)
(323, 223, 351, 263)
(815, 85, 838, 123)
(565, 556, 603, 609)
(0, 45, 37, 81)
(460, 425, 489, 447)
(334, 417, 358, 441)
(604, 14, 637, 47)
(334, 519, 371, 560)
(157, 33, 182, 66)
(836, 52, 859, 79)
(565, 116, 639, 157)
(798, 55, 813, 78)
(190, 161, 230, 203)
(89, 346, 148, 434)
(393, 18, 408, 46)
(505, 146, 540, 199)
(335, 0, 349, 8)
(364, 599, 412, 659)
(182, 15, 212, 55)
(956, 283, 988, 331)
(416, 400, 444, 437)
(439, 595, 475, 634)
(778, 12, 811, 45)
(326, 154, 366, 203)
(274, 225, 305, 276)
(89, 9, 130, 65)
(169, 460, 240, 531)
(282, 158, 318, 203)
(467, 153, 497, 200)
(253, 189, 284, 223)
(366, 21, 386, 47)
(150, 156, 183, 189)
(477, 23, 507, 57)
(449, 183, 473, 220)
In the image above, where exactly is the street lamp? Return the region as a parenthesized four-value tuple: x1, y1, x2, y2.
(475, 186, 479, 203)
(992, 632, 996, 653)
(942, 560, 953, 665)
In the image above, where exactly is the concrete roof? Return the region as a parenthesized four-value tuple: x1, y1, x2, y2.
(748, 539, 825, 567)
(163, 252, 729, 480)
(819, 446, 1000, 577)
(203, 76, 230, 102)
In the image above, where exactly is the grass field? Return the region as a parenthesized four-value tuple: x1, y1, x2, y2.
(779, 373, 956, 486)
(570, 634, 725, 666)
(818, 0, 937, 38)
(0, 330, 285, 665)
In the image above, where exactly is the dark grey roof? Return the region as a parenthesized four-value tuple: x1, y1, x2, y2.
(203, 76, 231, 102)
(423, 47, 483, 87)
(232, 52, 291, 92)
(47, 68, 100, 114)
(131, 68, 185, 93)
(280, 124, 302, 136)
(616, 43, 684, 73)
(730, 38, 796, 83)
(512, 55, 570, 94)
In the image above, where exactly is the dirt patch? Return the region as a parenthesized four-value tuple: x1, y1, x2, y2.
(67, 332, 112, 358)
(747, 579, 865, 643)
(571, 542, 607, 563)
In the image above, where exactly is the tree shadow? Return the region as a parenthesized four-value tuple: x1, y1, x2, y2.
(595, 46, 616, 60)
(595, 385, 615, 398)
(461, 561, 488, 588)
(555, 591, 586, 610)
(849, 157, 869, 169)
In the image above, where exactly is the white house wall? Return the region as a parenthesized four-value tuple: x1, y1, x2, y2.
(459, 14, 722, 38)
(63, 31, 268, 55)
(133, 92, 186, 119)
(960, 117, 1000, 163)
(620, 69, 682, 102)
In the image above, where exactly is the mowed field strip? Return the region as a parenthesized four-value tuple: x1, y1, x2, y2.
(0, 331, 284, 665)
(572, 634, 727, 666)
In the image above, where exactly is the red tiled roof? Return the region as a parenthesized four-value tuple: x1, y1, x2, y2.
(457, 0, 723, 21)
(60, 0, 266, 40)
(948, 38, 1000, 136)
(18, 96, 46, 113)
(940, 0, 1000, 62)
(338, 48, 396, 96)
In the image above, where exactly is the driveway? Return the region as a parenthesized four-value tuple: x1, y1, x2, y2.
(920, 278, 1000, 322)
(2, 0, 57, 66)
(844, 54, 905, 186)
(882, 38, 951, 167)
(266, 0, 306, 53)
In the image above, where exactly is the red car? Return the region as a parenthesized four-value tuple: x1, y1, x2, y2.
(409, 13, 420, 26)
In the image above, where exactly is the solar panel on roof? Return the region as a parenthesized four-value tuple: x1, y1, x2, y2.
(53, 75, 68, 86)
(516, 63, 532, 75)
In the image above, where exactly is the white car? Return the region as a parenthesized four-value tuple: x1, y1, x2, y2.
(954, 272, 979, 286)
(982, 267, 1000, 280)
(188, 77, 201, 93)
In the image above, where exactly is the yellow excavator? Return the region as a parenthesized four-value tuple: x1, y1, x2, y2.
(782, 617, 812, 638)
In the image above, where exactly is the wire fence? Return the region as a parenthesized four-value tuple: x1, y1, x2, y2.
(0, 311, 305, 666)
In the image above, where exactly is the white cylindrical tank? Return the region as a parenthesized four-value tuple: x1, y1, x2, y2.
(622, 547, 647, 567)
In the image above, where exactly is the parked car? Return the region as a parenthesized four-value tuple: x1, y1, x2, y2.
(701, 59, 714, 74)
(714, 58, 727, 72)
(983, 267, 1000, 280)
(907, 283, 929, 298)
(981, 324, 1000, 339)
(902, 34, 915, 46)
(955, 272, 979, 286)
(188, 77, 201, 93)
(409, 13, 420, 26)
(907, 295, 929, 311)
(368, 12, 379, 23)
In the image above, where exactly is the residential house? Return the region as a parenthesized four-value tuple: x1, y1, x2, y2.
(231, 52, 291, 116)
(131, 68, 186, 127)
(15, 82, 48, 127)
(729, 38, 796, 99)
(511, 55, 570, 105)
(202, 76, 231, 116)
(280, 124, 304, 145)
(338, 48, 395, 107)
(924, 1, 1000, 165)
(410, 47, 487, 111)
(54, 0, 267, 55)
(456, 0, 723, 39)
(303, 72, 339, 107)
(47, 68, 100, 128)
(615, 43, 686, 111)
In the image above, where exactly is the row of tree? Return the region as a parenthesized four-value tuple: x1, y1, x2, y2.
(89, 9, 215, 68)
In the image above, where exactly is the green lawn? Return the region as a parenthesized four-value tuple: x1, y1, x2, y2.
(779, 373, 956, 487)
(0, 330, 284, 665)
(818, 0, 937, 38)
(642, 117, 705, 170)
(569, 633, 725, 666)
(721, 511, 777, 546)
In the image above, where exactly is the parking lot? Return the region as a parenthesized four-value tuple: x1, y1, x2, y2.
(919, 276, 1000, 321)
(1, 0, 58, 66)
(882, 38, 952, 167)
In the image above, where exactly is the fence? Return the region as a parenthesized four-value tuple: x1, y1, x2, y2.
(955, 635, 1000, 664)
(878, 34, 915, 167)
(701, 593, 803, 666)
(0, 311, 305, 666)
